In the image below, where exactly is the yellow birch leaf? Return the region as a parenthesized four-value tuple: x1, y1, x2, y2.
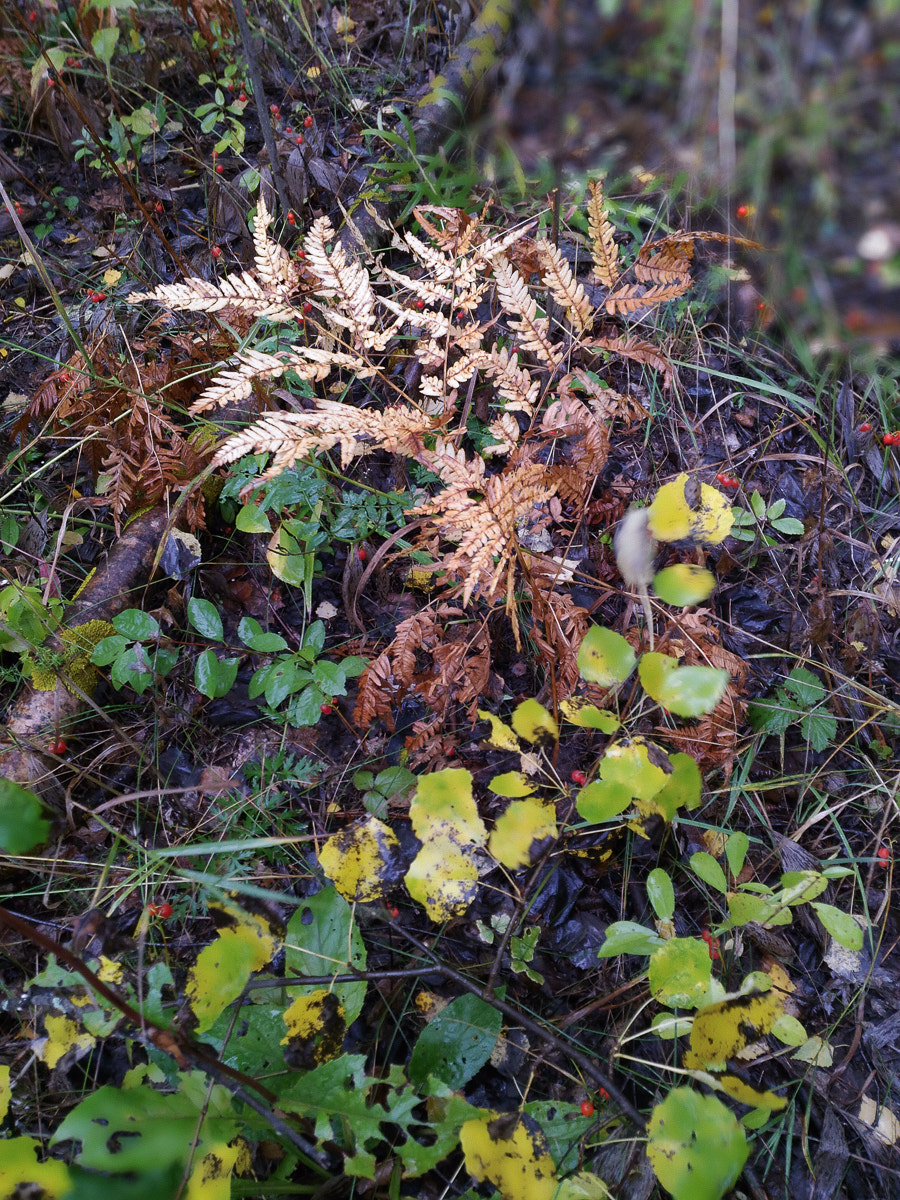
(647, 474, 734, 544)
(185, 900, 283, 1033)
(39, 1015, 96, 1068)
(405, 833, 481, 922)
(0, 1137, 71, 1199)
(185, 1141, 241, 1200)
(460, 1113, 558, 1200)
(478, 709, 521, 752)
(0, 1063, 10, 1121)
(318, 815, 401, 903)
(281, 989, 346, 1068)
(684, 989, 784, 1070)
(410, 768, 487, 846)
(488, 771, 536, 798)
(510, 698, 559, 744)
(489, 799, 557, 869)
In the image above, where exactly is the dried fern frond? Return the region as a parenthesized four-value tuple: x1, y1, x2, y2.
(252, 194, 302, 295)
(418, 438, 486, 489)
(416, 462, 556, 609)
(189, 348, 326, 414)
(380, 266, 487, 310)
(211, 399, 438, 483)
(587, 333, 675, 390)
(128, 273, 301, 323)
(304, 216, 383, 350)
(492, 256, 562, 367)
(412, 206, 481, 254)
(354, 607, 439, 730)
(536, 240, 594, 334)
(481, 413, 523, 457)
(587, 178, 621, 289)
(473, 220, 537, 268)
(604, 278, 692, 316)
(634, 246, 693, 286)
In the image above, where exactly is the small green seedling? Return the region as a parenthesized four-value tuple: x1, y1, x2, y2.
(90, 610, 179, 695)
(746, 665, 837, 752)
(730, 491, 805, 543)
(352, 766, 417, 818)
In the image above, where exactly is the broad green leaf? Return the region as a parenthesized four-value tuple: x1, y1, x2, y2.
(725, 831, 749, 880)
(285, 887, 367, 1025)
(783, 666, 827, 707)
(728, 891, 792, 927)
(91, 26, 119, 64)
(811, 903, 865, 950)
(235, 502, 271, 533)
(576, 625, 636, 686)
(770, 516, 805, 535)
(51, 1079, 240, 1172)
(652, 564, 716, 606)
(319, 816, 401, 904)
(747, 696, 793, 735)
(91, 633, 129, 666)
(204, 1005, 288, 1077)
(281, 990, 346, 1068)
(267, 522, 310, 586)
(409, 994, 501, 1089)
(646, 475, 734, 545)
(639, 752, 701, 819)
(647, 868, 675, 922)
(186, 899, 283, 1033)
(194, 650, 239, 699)
(559, 698, 620, 732)
(237, 616, 287, 653)
(801, 709, 837, 752)
(511, 698, 558, 744)
(488, 771, 536, 797)
(112, 609, 158, 640)
(460, 1113, 558, 1200)
(575, 779, 632, 823)
(792, 1036, 833, 1066)
(597, 920, 663, 957)
(777, 871, 829, 905)
(639, 653, 729, 717)
(0, 779, 50, 854)
(648, 937, 712, 1009)
(186, 597, 223, 641)
(690, 851, 728, 894)
(0, 1137, 71, 1198)
(647, 1088, 748, 1200)
(489, 798, 556, 868)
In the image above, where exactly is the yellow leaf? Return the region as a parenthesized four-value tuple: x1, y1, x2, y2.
(319, 815, 401, 903)
(715, 1074, 787, 1110)
(510, 698, 558, 744)
(405, 834, 481, 921)
(684, 989, 784, 1070)
(40, 1015, 95, 1068)
(281, 989, 346, 1067)
(102, 268, 122, 286)
(488, 771, 536, 798)
(96, 955, 124, 984)
(478, 709, 521, 752)
(185, 900, 283, 1033)
(185, 1141, 241, 1200)
(0, 1064, 10, 1121)
(460, 1113, 558, 1200)
(489, 799, 556, 869)
(410, 768, 487, 846)
(647, 474, 734, 544)
(0, 1137, 71, 1199)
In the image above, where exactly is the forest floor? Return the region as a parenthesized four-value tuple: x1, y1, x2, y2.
(2, 2, 900, 1199)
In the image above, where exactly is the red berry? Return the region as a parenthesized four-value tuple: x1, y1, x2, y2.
(296, 249, 306, 258)
(885, 433, 895, 445)
(49, 739, 67, 755)
(227, 82, 233, 90)
(358, 547, 367, 561)
(14, 203, 23, 214)
(580, 1100, 594, 1117)
(304, 115, 313, 128)
(28, 11, 36, 20)
(212, 150, 218, 158)
(858, 422, 872, 433)
(414, 299, 424, 310)
(736, 204, 750, 218)
(387, 905, 399, 918)
(878, 846, 890, 862)
(155, 202, 163, 212)
(287, 212, 295, 225)
(211, 245, 222, 258)
(66, 57, 75, 66)
(302, 301, 313, 314)
(571, 770, 587, 786)
(700, 930, 720, 960)
(295, 135, 303, 145)
(444, 745, 455, 757)
(320, 703, 333, 715)
(148, 902, 173, 919)
(216, 164, 223, 173)
(270, 104, 279, 114)
(285, 126, 293, 133)
(598, 1087, 610, 1101)
(238, 93, 246, 102)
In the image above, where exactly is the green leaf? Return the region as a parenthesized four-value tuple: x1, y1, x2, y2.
(647, 868, 675, 922)
(91, 26, 119, 64)
(600, 740, 668, 800)
(186, 900, 282, 1033)
(409, 994, 501, 1089)
(690, 851, 728, 894)
(645, 752, 701, 819)
(194, 650, 239, 699)
(725, 832, 749, 880)
(811, 903, 865, 950)
(112, 609, 158, 641)
(749, 490, 766, 519)
(0, 779, 50, 854)
(576, 625, 636, 686)
(236, 503, 272, 533)
(639, 653, 729, 717)
(90, 634, 129, 666)
(559, 698, 620, 732)
(770, 516, 805, 535)
(746, 696, 793, 736)
(597, 921, 663, 957)
(647, 1088, 748, 1200)
(237, 616, 287, 653)
(187, 598, 224, 641)
(575, 779, 633, 822)
(652, 564, 716, 606)
(285, 684, 328, 727)
(0, 1137, 71, 1198)
(50, 1079, 240, 1172)
(488, 771, 536, 798)
(648, 937, 712, 1009)
(285, 887, 368, 1025)
(783, 666, 827, 707)
(801, 710, 837, 752)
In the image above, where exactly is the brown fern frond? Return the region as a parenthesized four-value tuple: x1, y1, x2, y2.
(541, 394, 610, 477)
(634, 246, 693, 286)
(536, 240, 594, 334)
(418, 438, 486, 489)
(528, 583, 587, 695)
(353, 608, 438, 730)
(252, 194, 301, 295)
(604, 278, 691, 316)
(474, 220, 537, 268)
(380, 267, 487, 310)
(412, 206, 480, 255)
(587, 333, 675, 390)
(417, 462, 556, 609)
(128, 273, 301, 322)
(640, 229, 762, 258)
(188, 348, 323, 414)
(492, 257, 562, 367)
(481, 413, 523, 458)
(587, 178, 621, 289)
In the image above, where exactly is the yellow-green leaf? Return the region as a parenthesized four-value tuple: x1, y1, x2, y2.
(647, 937, 712, 1010)
(684, 989, 784, 1070)
(405, 834, 481, 922)
(652, 563, 716, 606)
(281, 989, 346, 1068)
(600, 739, 668, 800)
(0, 1137, 71, 1199)
(489, 799, 556, 869)
(186, 901, 282, 1033)
(575, 779, 633, 823)
(0, 1064, 9, 1122)
(488, 771, 536, 798)
(410, 768, 487, 846)
(576, 625, 636, 686)
(460, 1113, 558, 1200)
(38, 1014, 96, 1068)
(510, 698, 558, 744)
(185, 1141, 241, 1200)
(647, 1088, 748, 1200)
(560, 697, 620, 733)
(637, 752, 701, 819)
(647, 474, 734, 544)
(639, 652, 729, 717)
(478, 709, 521, 751)
(715, 1075, 786, 1111)
(319, 815, 401, 903)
